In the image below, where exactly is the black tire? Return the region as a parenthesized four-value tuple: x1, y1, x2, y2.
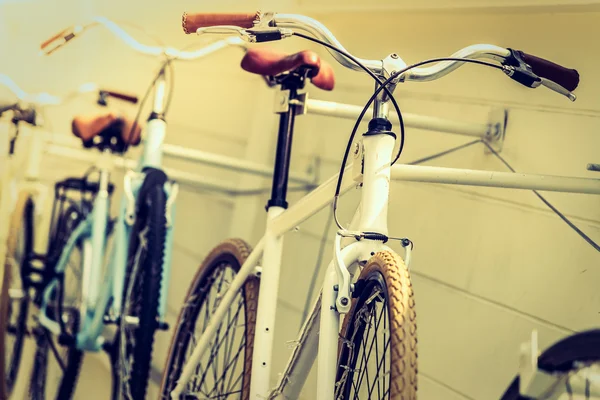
(115, 184, 167, 400)
(29, 206, 84, 400)
(29, 313, 83, 400)
(336, 251, 418, 400)
(2, 193, 34, 397)
(159, 239, 259, 400)
(500, 329, 600, 400)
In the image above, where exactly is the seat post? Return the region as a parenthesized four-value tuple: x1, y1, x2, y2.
(266, 74, 304, 210)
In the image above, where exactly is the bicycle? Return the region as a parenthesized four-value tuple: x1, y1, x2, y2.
(0, 76, 104, 399)
(157, 10, 599, 400)
(24, 17, 264, 400)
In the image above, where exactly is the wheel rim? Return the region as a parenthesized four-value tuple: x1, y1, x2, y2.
(176, 262, 249, 398)
(337, 274, 391, 400)
(5, 217, 28, 391)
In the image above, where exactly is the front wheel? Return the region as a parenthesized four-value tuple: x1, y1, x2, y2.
(336, 250, 418, 400)
(115, 184, 167, 400)
(159, 239, 259, 400)
(500, 329, 600, 400)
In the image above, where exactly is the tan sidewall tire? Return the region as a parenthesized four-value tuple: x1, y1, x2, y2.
(339, 250, 418, 400)
(159, 238, 259, 400)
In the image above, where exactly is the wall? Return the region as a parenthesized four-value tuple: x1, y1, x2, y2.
(1, 1, 599, 399)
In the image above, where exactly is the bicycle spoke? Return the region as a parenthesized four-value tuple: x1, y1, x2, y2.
(206, 337, 246, 397)
(352, 293, 386, 397)
(189, 278, 245, 394)
(368, 334, 390, 398)
(220, 295, 242, 395)
(374, 306, 381, 400)
(211, 267, 228, 393)
(199, 302, 244, 382)
(163, 250, 256, 400)
(355, 305, 384, 394)
(224, 299, 245, 392)
(352, 311, 372, 394)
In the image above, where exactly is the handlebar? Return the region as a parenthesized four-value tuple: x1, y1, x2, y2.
(182, 12, 259, 33)
(0, 75, 136, 119)
(182, 11, 580, 100)
(41, 16, 246, 60)
(0, 73, 62, 105)
(510, 49, 579, 92)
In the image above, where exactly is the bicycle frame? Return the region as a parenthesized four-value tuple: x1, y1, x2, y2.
(38, 71, 176, 352)
(170, 86, 600, 398)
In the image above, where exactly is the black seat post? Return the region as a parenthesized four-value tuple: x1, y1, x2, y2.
(266, 72, 305, 210)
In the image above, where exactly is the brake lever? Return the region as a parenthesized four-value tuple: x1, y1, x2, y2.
(540, 78, 577, 102)
(196, 26, 292, 43)
(503, 65, 577, 102)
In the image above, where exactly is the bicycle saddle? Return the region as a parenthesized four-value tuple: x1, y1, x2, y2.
(72, 113, 142, 147)
(241, 48, 335, 91)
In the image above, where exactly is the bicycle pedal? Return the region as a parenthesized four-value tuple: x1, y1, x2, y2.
(157, 321, 169, 331)
(58, 332, 75, 346)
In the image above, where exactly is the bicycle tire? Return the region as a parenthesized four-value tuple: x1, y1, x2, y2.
(500, 329, 600, 400)
(0, 265, 9, 400)
(159, 238, 259, 400)
(115, 184, 166, 400)
(336, 250, 418, 400)
(29, 205, 84, 400)
(2, 192, 33, 397)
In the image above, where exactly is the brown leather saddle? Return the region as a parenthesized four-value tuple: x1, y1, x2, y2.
(240, 48, 335, 90)
(71, 113, 142, 152)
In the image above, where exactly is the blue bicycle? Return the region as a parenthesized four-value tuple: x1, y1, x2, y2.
(26, 66, 177, 400)
(10, 17, 248, 400)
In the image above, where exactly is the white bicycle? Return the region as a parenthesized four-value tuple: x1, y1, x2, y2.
(0, 76, 107, 398)
(157, 10, 600, 400)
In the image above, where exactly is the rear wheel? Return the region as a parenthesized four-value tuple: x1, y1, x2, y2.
(2, 193, 34, 397)
(336, 250, 418, 400)
(500, 329, 600, 400)
(159, 239, 259, 400)
(115, 184, 167, 400)
(29, 205, 84, 400)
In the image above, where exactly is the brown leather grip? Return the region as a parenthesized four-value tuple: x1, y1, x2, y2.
(182, 11, 259, 34)
(101, 90, 139, 104)
(519, 51, 580, 92)
(40, 27, 73, 50)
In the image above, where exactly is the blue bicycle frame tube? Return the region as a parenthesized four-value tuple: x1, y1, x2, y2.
(38, 219, 90, 336)
(141, 71, 167, 169)
(85, 170, 110, 312)
(41, 69, 174, 352)
(77, 169, 112, 350)
(110, 175, 143, 316)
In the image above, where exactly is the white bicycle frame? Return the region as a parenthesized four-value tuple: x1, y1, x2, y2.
(168, 11, 600, 399)
(170, 109, 600, 400)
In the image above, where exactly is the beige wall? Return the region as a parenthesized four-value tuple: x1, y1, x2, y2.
(2, 1, 599, 399)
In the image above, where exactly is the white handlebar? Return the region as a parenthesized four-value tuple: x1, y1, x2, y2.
(0, 74, 98, 106)
(92, 17, 246, 59)
(0, 74, 62, 105)
(270, 13, 511, 79)
(45, 17, 246, 61)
